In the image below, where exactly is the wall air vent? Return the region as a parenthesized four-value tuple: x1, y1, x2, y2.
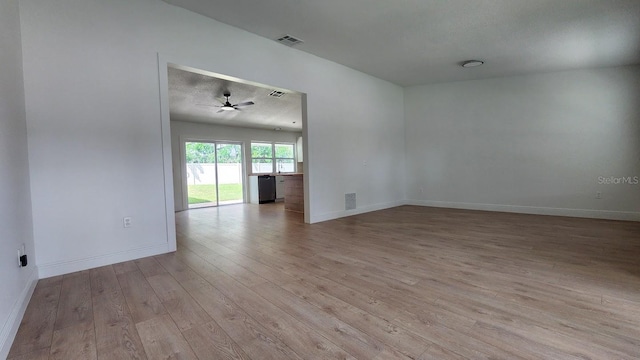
(276, 34, 304, 47)
(269, 90, 286, 98)
(345, 193, 356, 211)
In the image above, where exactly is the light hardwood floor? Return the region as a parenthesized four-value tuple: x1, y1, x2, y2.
(8, 203, 640, 359)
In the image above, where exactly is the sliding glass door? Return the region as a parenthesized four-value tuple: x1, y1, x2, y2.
(215, 143, 243, 205)
(185, 141, 243, 208)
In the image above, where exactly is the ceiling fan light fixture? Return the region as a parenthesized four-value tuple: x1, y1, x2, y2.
(221, 105, 235, 111)
(461, 60, 484, 68)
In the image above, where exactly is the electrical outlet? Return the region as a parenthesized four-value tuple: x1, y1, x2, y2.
(19, 255, 27, 267)
(17, 244, 27, 267)
(123, 216, 133, 228)
(596, 191, 602, 199)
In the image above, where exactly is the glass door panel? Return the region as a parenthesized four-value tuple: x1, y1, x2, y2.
(216, 143, 244, 205)
(186, 142, 218, 208)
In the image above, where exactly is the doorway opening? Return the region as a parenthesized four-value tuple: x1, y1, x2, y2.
(185, 141, 244, 208)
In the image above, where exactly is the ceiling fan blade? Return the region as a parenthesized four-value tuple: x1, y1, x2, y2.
(233, 101, 255, 107)
(196, 104, 223, 108)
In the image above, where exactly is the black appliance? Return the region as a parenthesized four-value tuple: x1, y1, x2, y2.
(258, 175, 276, 204)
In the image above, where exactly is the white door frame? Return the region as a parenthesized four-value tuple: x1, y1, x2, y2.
(157, 53, 312, 252)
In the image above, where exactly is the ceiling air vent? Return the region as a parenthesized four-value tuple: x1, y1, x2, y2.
(276, 34, 304, 47)
(269, 90, 286, 98)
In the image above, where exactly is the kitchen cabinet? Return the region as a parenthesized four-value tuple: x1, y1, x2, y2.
(250, 174, 303, 213)
(284, 174, 304, 213)
(276, 176, 285, 200)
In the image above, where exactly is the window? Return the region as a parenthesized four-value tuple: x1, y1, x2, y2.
(251, 142, 273, 173)
(275, 143, 295, 173)
(250, 142, 296, 174)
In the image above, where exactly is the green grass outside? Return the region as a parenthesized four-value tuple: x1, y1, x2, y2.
(188, 183, 243, 205)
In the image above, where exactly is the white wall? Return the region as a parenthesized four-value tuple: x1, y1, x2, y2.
(170, 120, 301, 211)
(19, 0, 405, 276)
(405, 66, 640, 220)
(0, 0, 38, 357)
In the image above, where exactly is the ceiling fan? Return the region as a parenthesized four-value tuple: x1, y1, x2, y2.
(204, 92, 255, 113)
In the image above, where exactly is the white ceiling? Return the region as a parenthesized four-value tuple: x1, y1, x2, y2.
(168, 66, 303, 131)
(163, 0, 640, 86)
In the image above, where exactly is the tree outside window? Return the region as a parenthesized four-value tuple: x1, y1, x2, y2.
(251, 142, 296, 173)
(275, 144, 295, 173)
(251, 142, 274, 173)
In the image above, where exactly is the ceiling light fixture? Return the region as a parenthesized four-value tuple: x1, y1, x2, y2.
(461, 60, 484, 68)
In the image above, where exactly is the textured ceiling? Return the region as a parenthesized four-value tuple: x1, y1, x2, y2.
(168, 66, 303, 131)
(163, 0, 640, 86)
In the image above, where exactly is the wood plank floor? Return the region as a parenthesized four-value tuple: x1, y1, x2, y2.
(9, 203, 640, 359)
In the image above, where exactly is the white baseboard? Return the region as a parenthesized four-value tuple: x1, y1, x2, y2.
(405, 199, 640, 221)
(0, 267, 38, 360)
(38, 243, 172, 278)
(310, 200, 405, 224)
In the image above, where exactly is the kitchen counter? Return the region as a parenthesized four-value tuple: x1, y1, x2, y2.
(250, 173, 303, 177)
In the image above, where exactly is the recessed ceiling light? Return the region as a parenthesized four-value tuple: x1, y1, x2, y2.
(461, 60, 484, 68)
